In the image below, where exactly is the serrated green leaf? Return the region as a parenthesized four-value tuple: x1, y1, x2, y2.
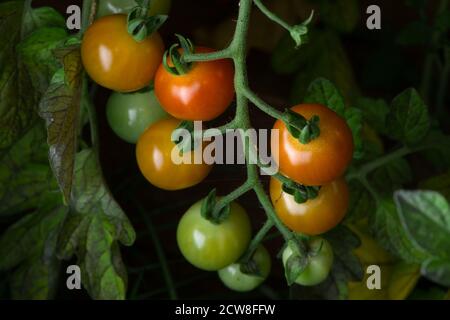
(355, 97, 390, 134)
(386, 88, 430, 146)
(344, 107, 363, 159)
(0, 193, 66, 299)
(346, 181, 375, 222)
(22, 6, 66, 34)
(371, 198, 429, 264)
(39, 45, 83, 203)
(57, 149, 135, 300)
(371, 158, 412, 195)
(421, 258, 450, 287)
(304, 78, 346, 116)
(0, 122, 58, 216)
(395, 190, 450, 260)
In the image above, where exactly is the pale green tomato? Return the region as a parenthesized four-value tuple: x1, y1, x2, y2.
(177, 199, 252, 271)
(218, 245, 271, 292)
(96, 0, 171, 18)
(282, 237, 334, 286)
(106, 89, 169, 143)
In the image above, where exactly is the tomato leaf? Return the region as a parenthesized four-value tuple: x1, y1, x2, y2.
(386, 88, 431, 146)
(371, 198, 429, 264)
(355, 97, 390, 135)
(39, 45, 83, 203)
(371, 158, 412, 195)
(395, 190, 450, 260)
(0, 1, 66, 153)
(57, 149, 136, 300)
(0, 122, 57, 216)
(421, 258, 450, 287)
(345, 181, 375, 223)
(344, 107, 363, 159)
(304, 78, 345, 116)
(0, 193, 66, 299)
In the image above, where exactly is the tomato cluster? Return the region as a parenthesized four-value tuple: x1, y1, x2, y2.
(81, 1, 354, 292)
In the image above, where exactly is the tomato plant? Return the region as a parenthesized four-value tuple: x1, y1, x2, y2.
(176, 198, 252, 271)
(81, 14, 164, 92)
(106, 88, 169, 143)
(270, 177, 349, 235)
(271, 103, 354, 186)
(154, 47, 235, 121)
(218, 245, 271, 292)
(96, 0, 171, 18)
(282, 238, 334, 286)
(1, 0, 449, 302)
(136, 118, 212, 190)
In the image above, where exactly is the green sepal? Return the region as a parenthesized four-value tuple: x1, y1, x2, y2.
(201, 189, 231, 225)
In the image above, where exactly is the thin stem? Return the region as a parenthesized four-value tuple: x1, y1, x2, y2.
(183, 48, 233, 63)
(253, 183, 292, 241)
(213, 180, 254, 216)
(84, 76, 99, 150)
(80, 0, 97, 35)
(253, 0, 291, 32)
(240, 219, 274, 262)
(135, 201, 178, 300)
(348, 146, 426, 180)
(243, 86, 284, 120)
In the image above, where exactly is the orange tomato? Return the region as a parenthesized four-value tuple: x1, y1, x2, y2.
(81, 14, 164, 92)
(270, 177, 349, 235)
(271, 104, 354, 186)
(136, 118, 212, 190)
(154, 47, 234, 121)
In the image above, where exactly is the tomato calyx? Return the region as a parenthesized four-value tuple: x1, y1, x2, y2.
(201, 189, 231, 224)
(290, 10, 315, 48)
(171, 120, 201, 153)
(281, 179, 321, 204)
(283, 239, 309, 286)
(239, 258, 263, 278)
(162, 34, 195, 75)
(282, 109, 321, 144)
(127, 0, 167, 42)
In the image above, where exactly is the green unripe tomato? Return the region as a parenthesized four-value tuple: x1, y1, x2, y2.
(106, 89, 169, 143)
(177, 199, 252, 271)
(96, 0, 171, 18)
(282, 237, 334, 286)
(218, 245, 271, 292)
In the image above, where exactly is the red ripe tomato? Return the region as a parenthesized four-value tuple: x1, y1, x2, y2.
(154, 47, 235, 121)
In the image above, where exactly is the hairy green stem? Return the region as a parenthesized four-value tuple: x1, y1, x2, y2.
(213, 180, 254, 216)
(183, 48, 232, 62)
(242, 86, 284, 120)
(240, 219, 274, 262)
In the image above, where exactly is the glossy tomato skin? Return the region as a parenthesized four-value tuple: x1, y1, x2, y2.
(96, 0, 171, 18)
(154, 47, 234, 121)
(136, 118, 212, 190)
(81, 15, 164, 92)
(177, 199, 252, 271)
(272, 104, 353, 186)
(106, 89, 169, 143)
(282, 237, 333, 286)
(270, 177, 349, 235)
(218, 245, 271, 292)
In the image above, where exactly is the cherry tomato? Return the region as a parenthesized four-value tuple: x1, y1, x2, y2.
(218, 245, 271, 292)
(154, 47, 235, 121)
(177, 198, 252, 271)
(136, 118, 212, 190)
(106, 89, 169, 143)
(271, 104, 353, 186)
(81, 14, 164, 92)
(270, 177, 349, 235)
(96, 0, 171, 18)
(282, 237, 333, 286)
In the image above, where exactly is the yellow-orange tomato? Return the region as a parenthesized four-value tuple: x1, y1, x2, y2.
(271, 104, 354, 186)
(136, 118, 212, 190)
(154, 47, 234, 121)
(81, 14, 164, 92)
(269, 177, 349, 235)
